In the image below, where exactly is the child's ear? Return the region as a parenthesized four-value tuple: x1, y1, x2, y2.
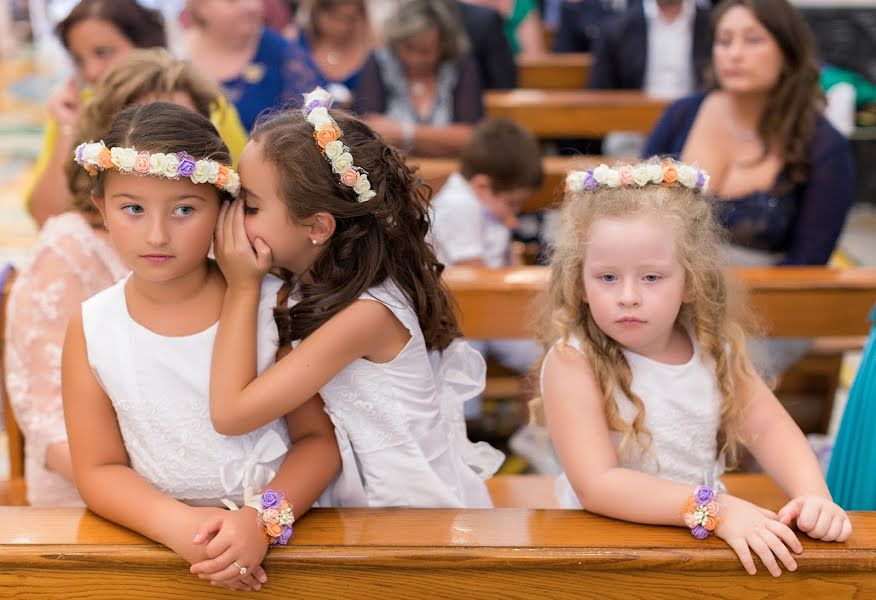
(468, 174, 493, 196)
(91, 192, 107, 225)
(308, 211, 336, 245)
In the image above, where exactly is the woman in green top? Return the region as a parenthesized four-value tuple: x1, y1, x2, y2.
(463, 0, 545, 56)
(27, 0, 246, 227)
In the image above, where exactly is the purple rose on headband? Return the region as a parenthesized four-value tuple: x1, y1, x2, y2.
(176, 152, 196, 178)
(695, 486, 714, 504)
(75, 143, 85, 163)
(583, 170, 598, 191)
(691, 525, 710, 540)
(261, 489, 282, 509)
(305, 99, 326, 112)
(278, 525, 293, 545)
(696, 171, 706, 189)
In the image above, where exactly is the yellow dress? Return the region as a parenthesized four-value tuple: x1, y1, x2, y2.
(24, 93, 248, 211)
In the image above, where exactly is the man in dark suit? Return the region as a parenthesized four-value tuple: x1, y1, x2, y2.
(588, 0, 712, 92)
(454, 0, 517, 89)
(553, 0, 619, 53)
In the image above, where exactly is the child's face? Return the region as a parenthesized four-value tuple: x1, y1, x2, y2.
(581, 213, 688, 359)
(470, 175, 532, 228)
(95, 172, 221, 283)
(237, 140, 318, 274)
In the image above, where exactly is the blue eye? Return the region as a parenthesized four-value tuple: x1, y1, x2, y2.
(122, 204, 144, 215)
(643, 274, 661, 282)
(600, 274, 616, 283)
(174, 206, 194, 217)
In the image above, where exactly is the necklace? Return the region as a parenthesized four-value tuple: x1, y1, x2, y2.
(725, 114, 758, 143)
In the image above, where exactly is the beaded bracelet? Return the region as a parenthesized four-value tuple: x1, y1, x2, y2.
(257, 489, 295, 545)
(682, 485, 720, 539)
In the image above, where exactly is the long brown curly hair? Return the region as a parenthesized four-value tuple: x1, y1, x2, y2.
(250, 108, 460, 351)
(537, 162, 752, 465)
(709, 0, 824, 187)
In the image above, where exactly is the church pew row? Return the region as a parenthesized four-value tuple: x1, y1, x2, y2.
(1, 491, 873, 599)
(412, 155, 601, 213)
(517, 52, 592, 90)
(444, 266, 876, 340)
(485, 90, 670, 138)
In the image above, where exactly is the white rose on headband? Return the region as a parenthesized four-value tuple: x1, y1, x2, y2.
(633, 166, 650, 186)
(332, 152, 354, 174)
(303, 87, 332, 109)
(603, 168, 621, 188)
(192, 160, 212, 184)
(225, 171, 241, 195)
(566, 171, 586, 192)
(358, 190, 376, 203)
(162, 154, 180, 179)
(646, 163, 663, 183)
(82, 142, 104, 165)
(306, 107, 332, 128)
(325, 140, 344, 160)
(148, 152, 167, 175)
(592, 164, 611, 185)
(111, 147, 137, 172)
(205, 160, 220, 184)
(353, 174, 371, 195)
(677, 164, 698, 188)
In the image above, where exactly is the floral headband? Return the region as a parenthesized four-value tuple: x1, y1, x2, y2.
(566, 159, 709, 194)
(73, 141, 241, 197)
(303, 87, 376, 203)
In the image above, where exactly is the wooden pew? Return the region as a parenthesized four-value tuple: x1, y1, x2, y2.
(485, 90, 670, 138)
(488, 472, 791, 511)
(445, 266, 876, 340)
(2, 505, 874, 598)
(517, 53, 592, 90)
(413, 155, 603, 213)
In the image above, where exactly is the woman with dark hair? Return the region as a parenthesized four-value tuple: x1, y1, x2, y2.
(26, 0, 247, 227)
(644, 0, 854, 267)
(355, 0, 484, 157)
(289, 0, 374, 107)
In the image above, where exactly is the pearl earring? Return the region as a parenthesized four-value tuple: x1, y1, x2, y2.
(311, 239, 318, 246)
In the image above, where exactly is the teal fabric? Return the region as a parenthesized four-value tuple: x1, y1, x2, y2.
(826, 303, 876, 510)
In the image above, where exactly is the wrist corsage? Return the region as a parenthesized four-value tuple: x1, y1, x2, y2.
(257, 488, 295, 545)
(683, 485, 720, 539)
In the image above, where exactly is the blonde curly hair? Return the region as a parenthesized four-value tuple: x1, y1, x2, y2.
(537, 158, 751, 466)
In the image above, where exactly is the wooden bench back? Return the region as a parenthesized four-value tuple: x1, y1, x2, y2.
(485, 90, 669, 138)
(517, 53, 592, 89)
(1, 505, 873, 598)
(445, 266, 876, 339)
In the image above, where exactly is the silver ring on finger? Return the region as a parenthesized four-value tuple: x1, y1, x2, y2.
(232, 561, 248, 575)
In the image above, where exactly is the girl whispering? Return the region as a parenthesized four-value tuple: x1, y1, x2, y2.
(539, 159, 851, 577)
(63, 102, 340, 592)
(207, 87, 503, 508)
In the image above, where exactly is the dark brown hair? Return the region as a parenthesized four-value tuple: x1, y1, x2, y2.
(710, 0, 823, 186)
(459, 118, 544, 192)
(56, 0, 166, 50)
(250, 108, 460, 351)
(297, 0, 368, 40)
(67, 48, 224, 217)
(91, 102, 231, 202)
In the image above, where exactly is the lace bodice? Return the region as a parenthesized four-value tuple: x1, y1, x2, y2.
(544, 332, 724, 509)
(5, 212, 128, 506)
(80, 273, 291, 506)
(289, 279, 504, 507)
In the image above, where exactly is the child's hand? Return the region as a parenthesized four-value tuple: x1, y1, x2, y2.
(778, 496, 852, 542)
(48, 77, 80, 132)
(166, 506, 265, 591)
(189, 506, 270, 589)
(214, 199, 272, 290)
(714, 494, 802, 576)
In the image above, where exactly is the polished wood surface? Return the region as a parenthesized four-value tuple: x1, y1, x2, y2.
(517, 53, 592, 89)
(485, 90, 670, 137)
(488, 473, 790, 512)
(413, 155, 604, 213)
(1, 504, 874, 599)
(445, 266, 876, 339)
